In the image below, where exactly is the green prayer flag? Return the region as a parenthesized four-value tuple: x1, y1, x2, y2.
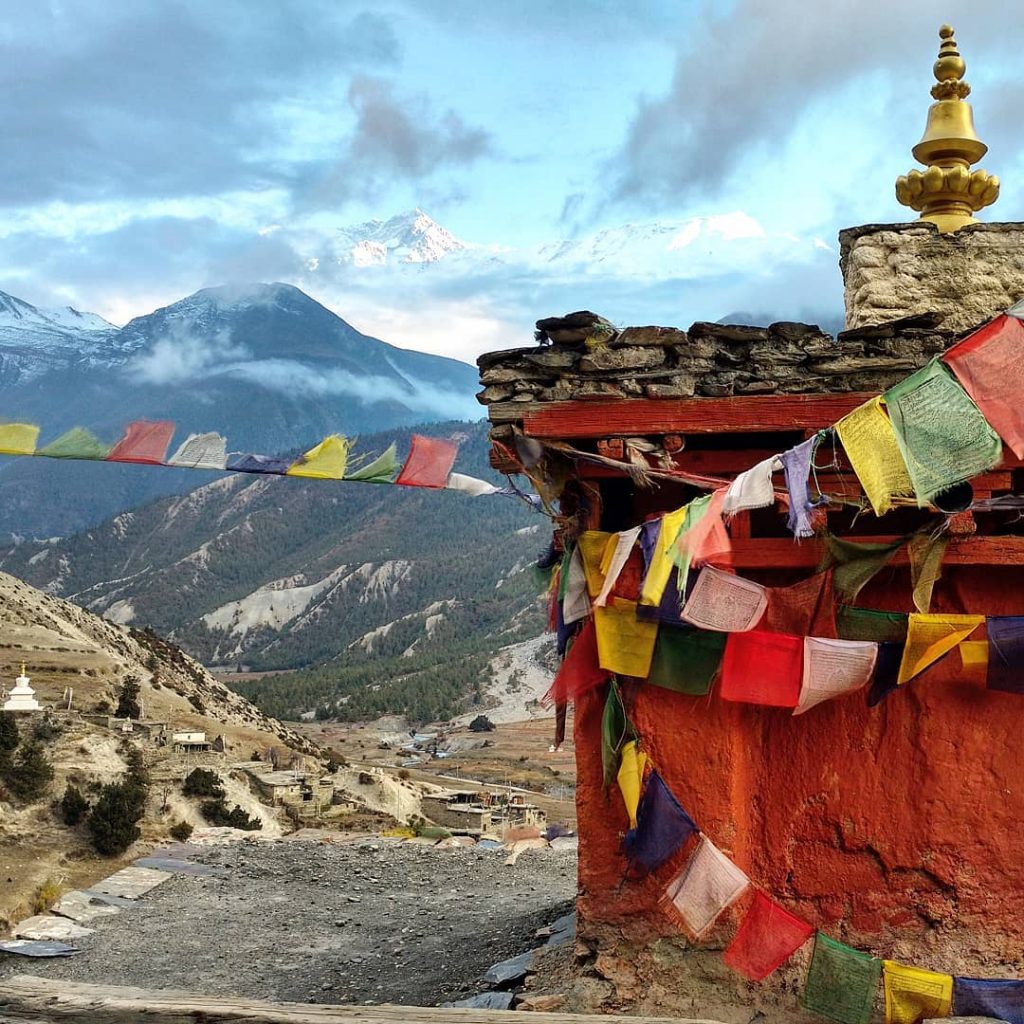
(38, 427, 111, 460)
(344, 443, 400, 483)
(884, 359, 1003, 505)
(836, 606, 909, 644)
(601, 681, 635, 791)
(820, 535, 905, 604)
(648, 628, 726, 696)
(802, 932, 882, 1024)
(908, 532, 948, 614)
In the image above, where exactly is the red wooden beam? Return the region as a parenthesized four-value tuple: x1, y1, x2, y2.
(521, 394, 879, 438)
(730, 535, 1024, 569)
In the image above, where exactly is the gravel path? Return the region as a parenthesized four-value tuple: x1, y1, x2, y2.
(0, 839, 577, 1007)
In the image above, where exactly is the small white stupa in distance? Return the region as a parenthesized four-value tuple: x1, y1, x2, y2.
(2, 663, 41, 712)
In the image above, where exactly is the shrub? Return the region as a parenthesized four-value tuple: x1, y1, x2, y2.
(168, 820, 194, 842)
(60, 784, 90, 826)
(0, 712, 19, 753)
(200, 798, 261, 831)
(115, 678, 142, 720)
(182, 768, 224, 799)
(31, 877, 61, 914)
(468, 715, 496, 733)
(88, 781, 144, 856)
(397, 768, 410, 780)
(32, 718, 62, 742)
(4, 741, 54, 801)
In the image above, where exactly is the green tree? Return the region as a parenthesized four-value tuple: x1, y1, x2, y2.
(122, 747, 150, 819)
(88, 782, 143, 856)
(182, 768, 224, 798)
(115, 678, 142, 720)
(5, 741, 54, 801)
(60, 784, 90, 826)
(0, 712, 19, 753)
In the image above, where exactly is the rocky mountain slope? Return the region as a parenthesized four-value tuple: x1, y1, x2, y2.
(0, 282, 479, 537)
(0, 423, 549, 723)
(0, 571, 315, 754)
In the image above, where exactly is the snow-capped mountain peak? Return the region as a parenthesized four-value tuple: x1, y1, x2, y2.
(0, 290, 112, 333)
(336, 208, 467, 267)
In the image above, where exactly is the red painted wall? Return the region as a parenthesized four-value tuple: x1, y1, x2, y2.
(576, 565, 1024, 956)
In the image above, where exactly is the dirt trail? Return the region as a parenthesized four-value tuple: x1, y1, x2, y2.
(0, 839, 577, 1007)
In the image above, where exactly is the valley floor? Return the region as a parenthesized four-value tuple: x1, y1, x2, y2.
(0, 837, 576, 1007)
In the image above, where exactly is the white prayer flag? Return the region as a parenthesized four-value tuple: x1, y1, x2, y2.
(681, 565, 768, 632)
(795, 637, 879, 716)
(445, 472, 500, 496)
(562, 546, 591, 625)
(594, 526, 642, 607)
(166, 432, 228, 471)
(723, 456, 782, 516)
(663, 835, 749, 939)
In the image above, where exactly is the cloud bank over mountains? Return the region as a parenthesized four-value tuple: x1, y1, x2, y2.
(2, 2, 1024, 361)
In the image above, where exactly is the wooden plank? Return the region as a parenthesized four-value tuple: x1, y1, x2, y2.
(730, 535, 1024, 569)
(520, 394, 878, 438)
(0, 975, 723, 1024)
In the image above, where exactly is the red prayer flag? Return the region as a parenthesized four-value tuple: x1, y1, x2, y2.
(105, 420, 175, 465)
(541, 618, 609, 707)
(720, 630, 803, 707)
(396, 434, 459, 488)
(943, 314, 1024, 458)
(723, 890, 814, 981)
(761, 571, 837, 638)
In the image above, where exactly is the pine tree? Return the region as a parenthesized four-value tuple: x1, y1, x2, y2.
(5, 741, 54, 801)
(115, 678, 142, 720)
(60, 784, 90, 826)
(0, 712, 18, 753)
(88, 782, 143, 856)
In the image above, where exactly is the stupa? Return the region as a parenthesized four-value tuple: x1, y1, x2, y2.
(478, 23, 1024, 1023)
(2, 663, 41, 713)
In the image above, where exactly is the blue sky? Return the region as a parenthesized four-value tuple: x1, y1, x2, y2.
(1, 1, 1022, 362)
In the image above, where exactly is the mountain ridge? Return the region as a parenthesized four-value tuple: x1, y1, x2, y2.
(0, 282, 481, 537)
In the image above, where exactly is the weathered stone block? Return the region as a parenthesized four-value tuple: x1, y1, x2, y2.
(578, 347, 665, 373)
(524, 350, 578, 370)
(476, 385, 512, 404)
(840, 221, 1024, 332)
(643, 375, 697, 398)
(615, 326, 689, 347)
(480, 366, 549, 385)
(689, 321, 769, 343)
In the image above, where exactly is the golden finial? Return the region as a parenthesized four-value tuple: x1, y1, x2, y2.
(20, 661, 25, 677)
(896, 25, 999, 232)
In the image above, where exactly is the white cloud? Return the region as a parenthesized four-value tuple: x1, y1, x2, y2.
(126, 325, 250, 384)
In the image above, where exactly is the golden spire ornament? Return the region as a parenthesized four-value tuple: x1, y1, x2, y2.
(895, 25, 999, 232)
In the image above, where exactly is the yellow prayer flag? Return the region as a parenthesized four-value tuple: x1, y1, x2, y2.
(897, 612, 984, 685)
(959, 639, 989, 685)
(594, 597, 659, 678)
(639, 505, 688, 607)
(578, 531, 613, 599)
(835, 397, 914, 516)
(286, 435, 351, 480)
(616, 740, 647, 829)
(0, 423, 40, 456)
(882, 961, 952, 1024)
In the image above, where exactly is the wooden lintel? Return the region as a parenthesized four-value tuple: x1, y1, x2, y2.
(520, 394, 878, 438)
(0, 975, 702, 1024)
(730, 535, 1024, 569)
